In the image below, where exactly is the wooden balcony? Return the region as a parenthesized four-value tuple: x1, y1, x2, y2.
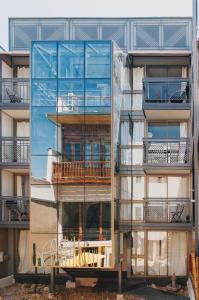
(52, 161, 111, 184)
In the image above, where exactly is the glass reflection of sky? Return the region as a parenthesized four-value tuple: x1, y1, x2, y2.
(31, 40, 112, 180)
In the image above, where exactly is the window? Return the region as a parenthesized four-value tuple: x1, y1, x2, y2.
(146, 66, 183, 78)
(104, 143, 111, 161)
(85, 144, 91, 161)
(148, 176, 188, 198)
(74, 144, 81, 161)
(65, 144, 71, 161)
(148, 122, 181, 138)
(93, 144, 100, 161)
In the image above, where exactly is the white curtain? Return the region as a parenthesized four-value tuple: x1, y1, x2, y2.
(17, 121, 29, 137)
(133, 94, 142, 111)
(18, 230, 34, 273)
(132, 204, 143, 221)
(121, 94, 142, 111)
(133, 177, 145, 200)
(121, 177, 144, 201)
(121, 121, 144, 145)
(180, 122, 187, 138)
(17, 176, 22, 197)
(133, 67, 144, 90)
(182, 67, 187, 78)
(168, 176, 188, 198)
(17, 67, 29, 78)
(121, 177, 131, 200)
(148, 232, 167, 276)
(168, 232, 187, 276)
(17, 121, 29, 163)
(148, 176, 167, 198)
(121, 122, 131, 145)
(120, 203, 131, 220)
(121, 148, 143, 165)
(121, 94, 131, 111)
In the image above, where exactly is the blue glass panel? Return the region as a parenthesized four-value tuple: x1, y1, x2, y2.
(58, 42, 84, 78)
(31, 106, 58, 155)
(85, 79, 111, 112)
(32, 79, 57, 106)
(75, 144, 81, 161)
(65, 144, 71, 161)
(104, 143, 111, 161)
(58, 79, 84, 112)
(32, 42, 57, 78)
(85, 144, 91, 161)
(93, 144, 100, 161)
(85, 41, 111, 78)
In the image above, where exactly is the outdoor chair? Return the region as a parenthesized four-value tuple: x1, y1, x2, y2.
(6, 87, 23, 103)
(170, 203, 184, 223)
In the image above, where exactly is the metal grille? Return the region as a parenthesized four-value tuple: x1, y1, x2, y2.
(163, 25, 187, 48)
(0, 197, 29, 223)
(143, 139, 190, 165)
(136, 25, 159, 48)
(1, 79, 30, 104)
(1, 138, 30, 163)
(144, 199, 190, 223)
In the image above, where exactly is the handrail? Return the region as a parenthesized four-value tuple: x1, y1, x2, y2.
(143, 77, 190, 82)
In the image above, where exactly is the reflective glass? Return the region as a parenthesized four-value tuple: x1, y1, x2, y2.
(58, 42, 84, 78)
(85, 41, 111, 78)
(32, 42, 57, 78)
(32, 79, 57, 106)
(58, 79, 84, 112)
(85, 79, 111, 112)
(31, 106, 58, 155)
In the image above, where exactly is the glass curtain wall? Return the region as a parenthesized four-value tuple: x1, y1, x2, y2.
(31, 40, 114, 268)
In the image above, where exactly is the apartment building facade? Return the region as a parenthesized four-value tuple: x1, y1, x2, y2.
(0, 17, 195, 279)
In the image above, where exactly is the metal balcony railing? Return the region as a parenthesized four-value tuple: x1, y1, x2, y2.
(0, 196, 29, 224)
(143, 138, 191, 166)
(63, 228, 111, 241)
(144, 198, 191, 224)
(0, 78, 30, 105)
(1, 137, 30, 164)
(52, 161, 111, 184)
(143, 78, 191, 104)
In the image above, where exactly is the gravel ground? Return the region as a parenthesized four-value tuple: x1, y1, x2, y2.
(0, 283, 144, 300)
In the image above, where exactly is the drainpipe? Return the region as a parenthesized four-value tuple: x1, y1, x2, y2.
(192, 0, 199, 256)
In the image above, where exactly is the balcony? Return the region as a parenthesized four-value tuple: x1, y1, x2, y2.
(144, 198, 191, 226)
(143, 78, 191, 120)
(1, 137, 30, 168)
(0, 78, 30, 108)
(52, 161, 111, 184)
(0, 196, 29, 228)
(143, 138, 191, 173)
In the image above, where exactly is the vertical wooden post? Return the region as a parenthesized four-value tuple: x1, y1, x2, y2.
(99, 202, 103, 241)
(79, 203, 83, 241)
(50, 268, 55, 292)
